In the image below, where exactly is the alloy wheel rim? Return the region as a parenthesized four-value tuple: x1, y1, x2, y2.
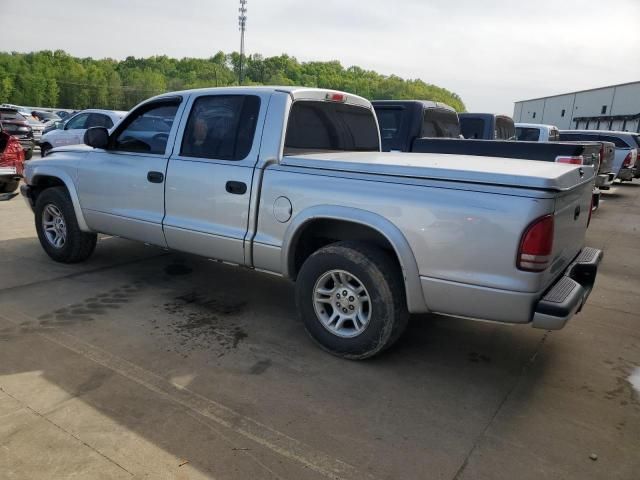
(42, 203, 67, 249)
(313, 269, 372, 338)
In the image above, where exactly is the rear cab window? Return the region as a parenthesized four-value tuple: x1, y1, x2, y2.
(460, 118, 485, 139)
(516, 127, 541, 141)
(284, 101, 379, 155)
(422, 108, 460, 138)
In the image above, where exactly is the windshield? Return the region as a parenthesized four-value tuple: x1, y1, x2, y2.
(284, 101, 379, 155)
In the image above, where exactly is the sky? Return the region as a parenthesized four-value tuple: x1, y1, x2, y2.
(1, 0, 639, 113)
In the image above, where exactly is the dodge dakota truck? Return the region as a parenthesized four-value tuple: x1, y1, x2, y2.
(21, 87, 602, 359)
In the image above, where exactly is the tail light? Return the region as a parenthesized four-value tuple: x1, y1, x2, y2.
(555, 155, 584, 165)
(517, 215, 554, 272)
(622, 151, 637, 167)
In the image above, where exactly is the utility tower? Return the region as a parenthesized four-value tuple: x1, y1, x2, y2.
(238, 0, 247, 85)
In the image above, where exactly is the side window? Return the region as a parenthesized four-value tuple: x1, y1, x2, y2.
(181, 95, 261, 160)
(66, 113, 89, 130)
(112, 103, 179, 154)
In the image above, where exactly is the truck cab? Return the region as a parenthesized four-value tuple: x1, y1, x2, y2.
(460, 113, 516, 140)
(372, 100, 460, 152)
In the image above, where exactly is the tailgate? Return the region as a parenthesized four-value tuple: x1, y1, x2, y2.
(544, 178, 593, 287)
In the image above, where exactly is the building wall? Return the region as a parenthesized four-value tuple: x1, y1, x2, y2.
(539, 94, 575, 129)
(513, 82, 640, 132)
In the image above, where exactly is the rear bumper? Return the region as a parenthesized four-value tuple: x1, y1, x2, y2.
(532, 247, 603, 330)
(595, 173, 613, 189)
(618, 168, 634, 181)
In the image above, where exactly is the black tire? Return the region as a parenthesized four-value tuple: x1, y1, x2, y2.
(40, 143, 52, 157)
(295, 241, 409, 359)
(24, 149, 33, 160)
(35, 187, 97, 263)
(0, 180, 19, 194)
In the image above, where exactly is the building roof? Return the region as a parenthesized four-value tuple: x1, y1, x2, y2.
(514, 81, 640, 104)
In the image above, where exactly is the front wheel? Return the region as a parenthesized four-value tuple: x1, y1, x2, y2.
(35, 187, 97, 263)
(295, 241, 409, 359)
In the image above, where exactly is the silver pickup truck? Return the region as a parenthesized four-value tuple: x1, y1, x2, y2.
(21, 87, 602, 359)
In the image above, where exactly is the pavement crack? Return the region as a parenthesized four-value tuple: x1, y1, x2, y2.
(452, 332, 550, 480)
(0, 385, 134, 477)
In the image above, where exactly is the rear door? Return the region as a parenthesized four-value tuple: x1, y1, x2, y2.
(163, 92, 267, 265)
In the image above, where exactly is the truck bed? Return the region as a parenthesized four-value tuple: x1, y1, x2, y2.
(281, 151, 594, 191)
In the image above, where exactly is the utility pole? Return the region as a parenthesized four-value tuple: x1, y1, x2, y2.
(238, 0, 247, 85)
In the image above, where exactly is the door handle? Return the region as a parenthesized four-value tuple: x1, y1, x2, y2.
(225, 181, 247, 195)
(147, 171, 164, 183)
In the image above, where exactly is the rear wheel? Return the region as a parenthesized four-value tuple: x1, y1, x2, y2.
(35, 187, 97, 263)
(295, 241, 409, 359)
(24, 148, 33, 160)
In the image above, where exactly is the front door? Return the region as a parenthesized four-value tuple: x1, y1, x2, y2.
(77, 98, 184, 246)
(163, 93, 266, 265)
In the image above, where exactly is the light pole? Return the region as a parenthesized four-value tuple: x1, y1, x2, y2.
(238, 0, 247, 85)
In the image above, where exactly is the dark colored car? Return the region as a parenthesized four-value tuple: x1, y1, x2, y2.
(373, 100, 460, 152)
(459, 113, 516, 140)
(0, 108, 35, 160)
(0, 122, 25, 194)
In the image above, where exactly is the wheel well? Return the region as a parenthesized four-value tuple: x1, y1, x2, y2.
(30, 175, 66, 202)
(290, 219, 400, 279)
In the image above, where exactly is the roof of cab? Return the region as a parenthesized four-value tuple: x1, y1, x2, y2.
(516, 123, 558, 130)
(144, 86, 372, 108)
(372, 100, 457, 112)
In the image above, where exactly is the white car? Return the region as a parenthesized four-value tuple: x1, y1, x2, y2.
(515, 123, 560, 142)
(40, 109, 127, 156)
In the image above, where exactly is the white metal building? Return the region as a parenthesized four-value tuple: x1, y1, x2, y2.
(513, 81, 640, 132)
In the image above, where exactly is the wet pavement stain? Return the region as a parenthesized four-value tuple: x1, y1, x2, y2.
(156, 291, 248, 356)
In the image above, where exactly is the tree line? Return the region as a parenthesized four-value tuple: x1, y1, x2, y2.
(0, 50, 466, 112)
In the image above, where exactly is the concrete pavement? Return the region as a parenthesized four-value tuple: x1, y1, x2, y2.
(0, 183, 638, 479)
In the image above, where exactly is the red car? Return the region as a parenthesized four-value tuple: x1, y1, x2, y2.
(0, 122, 25, 194)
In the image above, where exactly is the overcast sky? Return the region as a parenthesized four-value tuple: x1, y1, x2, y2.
(2, 0, 639, 113)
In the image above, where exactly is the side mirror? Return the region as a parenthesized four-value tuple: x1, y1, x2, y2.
(56, 121, 65, 130)
(84, 127, 109, 149)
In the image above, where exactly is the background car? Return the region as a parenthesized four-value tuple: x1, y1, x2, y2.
(39, 109, 127, 156)
(0, 121, 25, 193)
(0, 107, 35, 160)
(31, 110, 61, 123)
(559, 130, 639, 182)
(24, 115, 45, 146)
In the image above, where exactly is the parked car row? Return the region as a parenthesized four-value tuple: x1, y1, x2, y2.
(19, 87, 603, 359)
